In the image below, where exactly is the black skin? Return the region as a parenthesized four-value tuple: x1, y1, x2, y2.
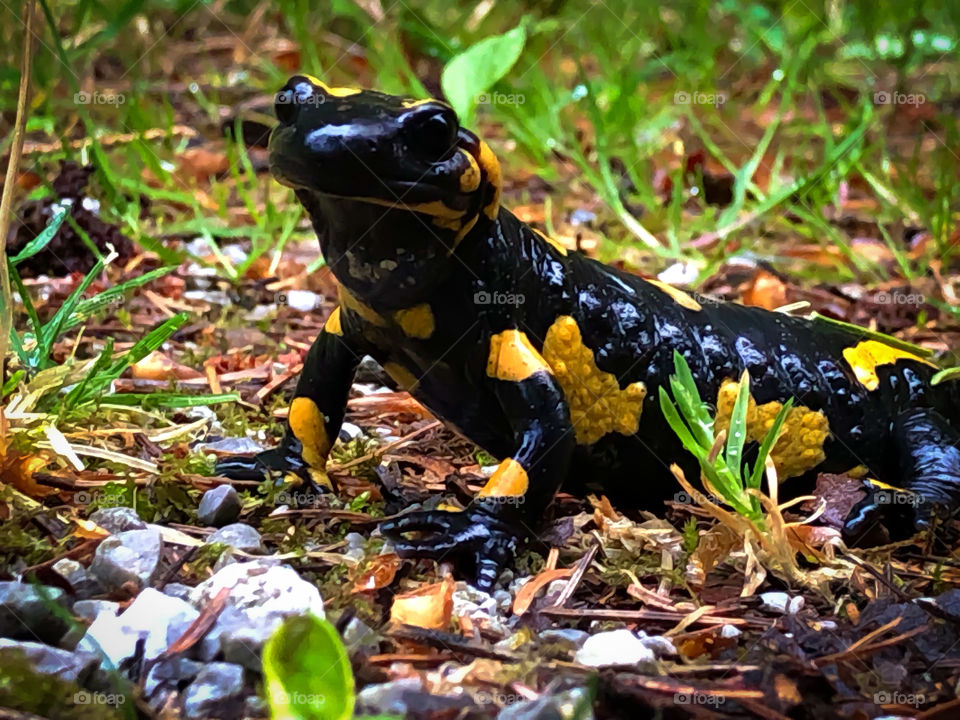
(217, 76, 960, 590)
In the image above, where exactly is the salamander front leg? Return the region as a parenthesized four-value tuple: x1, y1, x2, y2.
(382, 329, 574, 591)
(215, 308, 361, 494)
(843, 408, 960, 544)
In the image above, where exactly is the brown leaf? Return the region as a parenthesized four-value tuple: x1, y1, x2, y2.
(390, 576, 454, 630)
(353, 554, 401, 593)
(741, 268, 788, 310)
(512, 568, 574, 615)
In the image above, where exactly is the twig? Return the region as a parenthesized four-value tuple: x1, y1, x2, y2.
(0, 0, 37, 386)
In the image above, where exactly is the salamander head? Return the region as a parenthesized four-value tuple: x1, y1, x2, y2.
(269, 75, 501, 243)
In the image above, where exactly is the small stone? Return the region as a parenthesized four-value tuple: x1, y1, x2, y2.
(145, 656, 204, 696)
(637, 631, 676, 657)
(574, 629, 655, 667)
(89, 528, 162, 591)
(284, 289, 321, 312)
(199, 437, 265, 455)
(89, 506, 147, 533)
(570, 209, 596, 226)
(0, 639, 99, 684)
(79, 587, 199, 667)
(497, 687, 593, 720)
(339, 422, 363, 441)
(52, 558, 104, 599)
(761, 591, 804, 614)
(540, 629, 590, 647)
(198, 485, 242, 527)
(161, 583, 194, 602)
(190, 561, 324, 669)
(73, 600, 119, 622)
(206, 523, 263, 553)
(720, 624, 741, 639)
(356, 677, 424, 716)
(0, 581, 70, 643)
(341, 617, 380, 655)
(182, 662, 246, 719)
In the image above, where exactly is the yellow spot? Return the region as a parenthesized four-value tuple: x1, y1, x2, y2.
(393, 304, 435, 339)
(340, 286, 386, 326)
(401, 97, 440, 109)
(477, 458, 529, 497)
(714, 379, 830, 479)
(288, 397, 332, 471)
(842, 340, 936, 391)
(384, 362, 419, 391)
(477, 140, 501, 220)
(533, 228, 568, 256)
(459, 149, 481, 193)
(645, 279, 702, 311)
(486, 330, 551, 382)
(324, 306, 343, 336)
(302, 74, 361, 97)
(541, 316, 647, 445)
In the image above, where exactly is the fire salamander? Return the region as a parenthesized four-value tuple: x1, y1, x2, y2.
(217, 76, 960, 590)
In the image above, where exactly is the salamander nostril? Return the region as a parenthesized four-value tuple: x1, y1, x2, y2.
(275, 88, 298, 126)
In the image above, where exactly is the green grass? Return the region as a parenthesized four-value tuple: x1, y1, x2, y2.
(4, 0, 957, 294)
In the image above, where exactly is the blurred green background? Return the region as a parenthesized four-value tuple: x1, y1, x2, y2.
(2, 0, 959, 289)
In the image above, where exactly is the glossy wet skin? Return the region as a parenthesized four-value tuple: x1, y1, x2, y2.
(216, 78, 960, 589)
(270, 75, 486, 216)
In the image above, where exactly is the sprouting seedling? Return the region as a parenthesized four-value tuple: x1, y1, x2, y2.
(658, 350, 793, 528)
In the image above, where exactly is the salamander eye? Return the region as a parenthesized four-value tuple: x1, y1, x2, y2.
(406, 107, 459, 161)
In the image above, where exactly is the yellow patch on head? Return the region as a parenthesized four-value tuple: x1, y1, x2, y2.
(324, 306, 343, 336)
(477, 458, 529, 497)
(541, 316, 647, 445)
(393, 304, 435, 339)
(339, 287, 386, 327)
(384, 361, 419, 391)
(842, 340, 936, 391)
(645, 279, 702, 312)
(486, 330, 551, 382)
(288, 397, 332, 471)
(459, 149, 481, 193)
(714, 379, 830, 479)
(477, 140, 502, 220)
(302, 75, 361, 97)
(533, 228, 568, 256)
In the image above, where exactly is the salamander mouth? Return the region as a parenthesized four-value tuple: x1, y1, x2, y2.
(269, 124, 479, 213)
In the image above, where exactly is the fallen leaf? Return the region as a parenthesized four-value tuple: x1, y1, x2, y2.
(353, 554, 401, 592)
(390, 576, 454, 630)
(513, 568, 574, 615)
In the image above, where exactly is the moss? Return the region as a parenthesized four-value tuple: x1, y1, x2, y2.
(0, 648, 125, 719)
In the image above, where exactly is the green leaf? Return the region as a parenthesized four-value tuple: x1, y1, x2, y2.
(102, 392, 240, 409)
(931, 367, 960, 386)
(263, 613, 354, 720)
(748, 398, 794, 491)
(440, 23, 527, 122)
(724, 371, 751, 477)
(10, 206, 69, 265)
